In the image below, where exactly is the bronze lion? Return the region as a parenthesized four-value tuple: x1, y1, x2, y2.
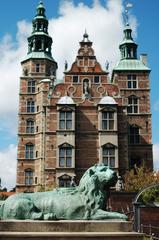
(0, 164, 127, 220)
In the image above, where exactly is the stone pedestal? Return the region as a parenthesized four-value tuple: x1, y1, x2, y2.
(0, 220, 144, 240)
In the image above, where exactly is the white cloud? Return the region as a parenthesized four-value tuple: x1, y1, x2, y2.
(0, 144, 17, 190)
(0, 0, 137, 189)
(50, 0, 137, 79)
(153, 143, 159, 170)
(0, 20, 31, 136)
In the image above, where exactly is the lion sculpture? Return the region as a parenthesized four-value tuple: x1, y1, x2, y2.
(0, 164, 127, 220)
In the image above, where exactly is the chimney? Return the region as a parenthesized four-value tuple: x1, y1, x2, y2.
(140, 54, 148, 66)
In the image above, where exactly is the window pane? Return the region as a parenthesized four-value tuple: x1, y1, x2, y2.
(59, 179, 65, 187)
(102, 120, 107, 129)
(103, 148, 109, 155)
(109, 120, 114, 130)
(66, 180, 71, 187)
(109, 112, 114, 119)
(102, 112, 107, 119)
(133, 81, 137, 88)
(94, 76, 99, 83)
(59, 148, 65, 157)
(134, 106, 138, 113)
(59, 158, 65, 167)
(66, 112, 72, 119)
(59, 120, 65, 129)
(73, 76, 78, 83)
(110, 157, 115, 167)
(66, 158, 72, 167)
(103, 157, 108, 166)
(66, 120, 72, 129)
(128, 81, 131, 88)
(66, 148, 72, 157)
(109, 149, 115, 155)
(60, 112, 65, 120)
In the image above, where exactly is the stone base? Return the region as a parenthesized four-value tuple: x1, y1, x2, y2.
(0, 220, 144, 240)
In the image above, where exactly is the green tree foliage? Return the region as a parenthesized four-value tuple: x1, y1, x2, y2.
(124, 166, 159, 192)
(141, 187, 159, 205)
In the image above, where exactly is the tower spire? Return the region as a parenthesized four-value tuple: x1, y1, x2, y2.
(23, 1, 56, 62)
(119, 23, 137, 60)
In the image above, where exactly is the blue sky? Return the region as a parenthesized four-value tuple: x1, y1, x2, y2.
(0, 0, 158, 189)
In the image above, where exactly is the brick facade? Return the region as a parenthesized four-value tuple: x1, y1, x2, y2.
(16, 3, 153, 192)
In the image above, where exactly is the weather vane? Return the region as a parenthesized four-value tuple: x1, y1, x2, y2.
(124, 2, 133, 25)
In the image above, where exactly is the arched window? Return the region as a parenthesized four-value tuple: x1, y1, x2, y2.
(25, 143, 34, 159)
(102, 143, 115, 168)
(25, 169, 33, 185)
(59, 174, 71, 188)
(27, 80, 35, 93)
(128, 125, 140, 144)
(26, 119, 34, 133)
(27, 100, 35, 113)
(59, 143, 72, 167)
(128, 96, 138, 113)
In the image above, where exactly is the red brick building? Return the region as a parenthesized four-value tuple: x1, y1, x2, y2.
(16, 2, 153, 192)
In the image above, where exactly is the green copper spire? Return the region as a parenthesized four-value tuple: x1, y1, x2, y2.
(24, 1, 56, 62)
(119, 23, 137, 60)
(36, 1, 46, 18)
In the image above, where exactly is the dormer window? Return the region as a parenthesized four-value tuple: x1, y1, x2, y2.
(59, 111, 72, 130)
(102, 111, 114, 130)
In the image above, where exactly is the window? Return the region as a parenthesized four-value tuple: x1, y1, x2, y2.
(102, 112, 114, 130)
(129, 125, 140, 144)
(35, 63, 40, 72)
(26, 119, 34, 133)
(59, 145, 72, 167)
(27, 100, 35, 113)
(59, 175, 71, 187)
(25, 143, 34, 159)
(127, 96, 138, 113)
(59, 111, 72, 130)
(127, 75, 137, 89)
(73, 76, 78, 83)
(102, 144, 115, 168)
(94, 76, 100, 83)
(25, 169, 33, 185)
(27, 80, 35, 93)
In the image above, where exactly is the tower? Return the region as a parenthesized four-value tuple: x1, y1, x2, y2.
(16, 2, 57, 192)
(112, 23, 153, 172)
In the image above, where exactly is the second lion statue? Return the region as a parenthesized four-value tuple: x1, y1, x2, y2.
(0, 164, 127, 220)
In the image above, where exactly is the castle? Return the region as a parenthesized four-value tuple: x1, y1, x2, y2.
(16, 2, 153, 192)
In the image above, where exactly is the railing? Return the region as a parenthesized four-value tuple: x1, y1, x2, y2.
(140, 224, 159, 239)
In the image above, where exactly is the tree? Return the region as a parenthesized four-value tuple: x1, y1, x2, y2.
(124, 166, 159, 192)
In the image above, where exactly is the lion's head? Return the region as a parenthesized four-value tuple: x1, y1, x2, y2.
(79, 163, 117, 191)
(78, 164, 117, 217)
